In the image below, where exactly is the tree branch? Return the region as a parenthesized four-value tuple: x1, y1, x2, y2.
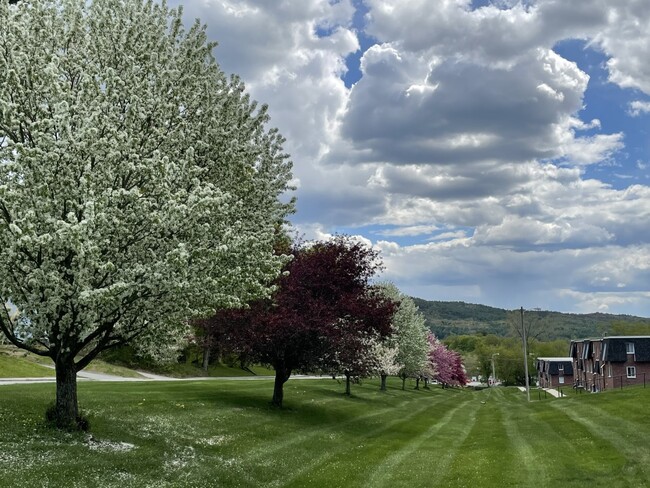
(0, 307, 51, 357)
(75, 318, 147, 372)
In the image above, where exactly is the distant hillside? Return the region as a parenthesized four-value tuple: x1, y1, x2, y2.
(412, 298, 650, 341)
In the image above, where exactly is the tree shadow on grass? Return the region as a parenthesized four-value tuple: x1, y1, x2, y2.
(176, 378, 420, 429)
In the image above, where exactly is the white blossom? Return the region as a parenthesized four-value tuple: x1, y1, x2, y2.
(370, 339, 402, 377)
(375, 282, 429, 379)
(0, 0, 294, 365)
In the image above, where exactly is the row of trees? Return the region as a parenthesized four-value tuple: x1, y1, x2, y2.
(194, 237, 468, 407)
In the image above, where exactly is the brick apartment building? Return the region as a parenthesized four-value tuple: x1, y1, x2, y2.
(536, 357, 573, 388)
(570, 336, 650, 391)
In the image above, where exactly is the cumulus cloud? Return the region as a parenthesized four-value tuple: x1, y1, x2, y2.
(336, 47, 603, 167)
(557, 290, 650, 315)
(629, 100, 650, 117)
(174, 2, 356, 156)
(168, 0, 650, 314)
(374, 224, 441, 237)
(377, 239, 650, 312)
(593, 0, 650, 94)
(364, 0, 607, 64)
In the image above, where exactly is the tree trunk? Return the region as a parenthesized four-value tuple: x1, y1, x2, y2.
(424, 377, 430, 389)
(345, 371, 351, 396)
(415, 377, 420, 390)
(202, 346, 210, 372)
(380, 374, 387, 391)
(401, 373, 406, 390)
(54, 357, 79, 429)
(272, 362, 291, 408)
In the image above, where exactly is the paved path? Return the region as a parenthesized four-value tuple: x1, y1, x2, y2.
(545, 388, 562, 398)
(516, 386, 564, 398)
(0, 372, 326, 386)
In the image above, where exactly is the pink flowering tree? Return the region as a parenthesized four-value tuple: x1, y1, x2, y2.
(428, 333, 468, 388)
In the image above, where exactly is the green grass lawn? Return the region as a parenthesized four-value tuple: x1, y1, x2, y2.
(153, 361, 276, 378)
(0, 347, 143, 379)
(1, 379, 649, 487)
(0, 351, 55, 378)
(0, 345, 272, 379)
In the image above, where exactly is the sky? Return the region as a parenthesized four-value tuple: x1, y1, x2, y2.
(169, 0, 650, 316)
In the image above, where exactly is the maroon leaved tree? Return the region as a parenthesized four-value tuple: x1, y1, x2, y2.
(212, 236, 395, 407)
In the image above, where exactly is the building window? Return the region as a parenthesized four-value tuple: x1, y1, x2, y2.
(558, 364, 564, 371)
(627, 366, 636, 378)
(559, 376, 565, 384)
(626, 342, 635, 354)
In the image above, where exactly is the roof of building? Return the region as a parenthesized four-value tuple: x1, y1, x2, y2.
(535, 357, 574, 375)
(602, 337, 650, 362)
(571, 336, 650, 342)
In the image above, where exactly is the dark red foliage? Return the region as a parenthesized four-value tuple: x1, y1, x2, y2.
(204, 236, 395, 406)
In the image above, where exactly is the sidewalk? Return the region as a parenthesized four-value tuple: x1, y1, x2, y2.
(517, 386, 563, 398)
(545, 388, 562, 398)
(0, 377, 62, 386)
(0, 372, 325, 386)
(0, 370, 134, 385)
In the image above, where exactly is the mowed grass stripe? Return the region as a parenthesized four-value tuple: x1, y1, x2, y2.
(364, 394, 478, 488)
(436, 388, 524, 488)
(532, 402, 628, 486)
(490, 391, 539, 486)
(266, 388, 468, 487)
(292, 391, 472, 487)
(550, 394, 650, 481)
(503, 396, 581, 486)
(4, 381, 650, 487)
(241, 382, 436, 464)
(491, 388, 631, 487)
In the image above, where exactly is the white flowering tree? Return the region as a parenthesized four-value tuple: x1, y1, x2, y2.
(370, 338, 402, 391)
(0, 0, 293, 428)
(376, 283, 429, 390)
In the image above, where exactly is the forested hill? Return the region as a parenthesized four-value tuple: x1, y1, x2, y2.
(412, 298, 650, 341)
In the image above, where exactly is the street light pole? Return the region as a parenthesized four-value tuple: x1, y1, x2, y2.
(521, 306, 531, 402)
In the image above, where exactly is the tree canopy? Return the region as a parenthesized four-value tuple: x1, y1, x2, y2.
(209, 236, 395, 406)
(0, 0, 293, 428)
(428, 333, 468, 387)
(376, 283, 429, 390)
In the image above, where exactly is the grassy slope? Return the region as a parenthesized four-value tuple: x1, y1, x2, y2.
(0, 345, 270, 379)
(149, 361, 275, 378)
(1, 379, 650, 487)
(0, 346, 142, 379)
(0, 353, 55, 378)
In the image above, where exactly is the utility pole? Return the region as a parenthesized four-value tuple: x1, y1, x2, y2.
(521, 306, 530, 402)
(491, 353, 499, 386)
